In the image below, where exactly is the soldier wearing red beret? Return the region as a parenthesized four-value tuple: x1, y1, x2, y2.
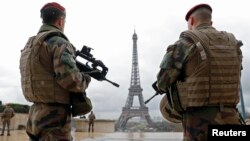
(20, 2, 91, 141)
(185, 3, 212, 21)
(156, 3, 244, 141)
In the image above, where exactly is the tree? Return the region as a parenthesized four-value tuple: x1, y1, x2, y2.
(0, 103, 30, 113)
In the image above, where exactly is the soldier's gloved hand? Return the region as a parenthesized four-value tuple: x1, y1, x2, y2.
(82, 73, 91, 85)
(152, 81, 165, 95)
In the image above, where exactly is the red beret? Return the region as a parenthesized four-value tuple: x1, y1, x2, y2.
(185, 3, 212, 21)
(41, 2, 65, 13)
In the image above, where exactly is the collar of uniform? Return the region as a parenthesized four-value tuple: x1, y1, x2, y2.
(195, 23, 214, 30)
(38, 24, 61, 33)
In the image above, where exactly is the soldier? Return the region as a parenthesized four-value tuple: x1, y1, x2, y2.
(0, 104, 15, 136)
(246, 119, 250, 125)
(88, 111, 96, 133)
(19, 2, 91, 141)
(156, 3, 244, 141)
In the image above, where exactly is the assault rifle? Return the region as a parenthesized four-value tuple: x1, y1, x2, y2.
(75, 45, 119, 87)
(144, 81, 160, 104)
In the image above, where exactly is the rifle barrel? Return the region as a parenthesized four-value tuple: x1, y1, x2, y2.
(104, 78, 120, 87)
(144, 92, 159, 104)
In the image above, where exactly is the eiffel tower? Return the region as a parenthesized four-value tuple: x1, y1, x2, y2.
(116, 30, 154, 130)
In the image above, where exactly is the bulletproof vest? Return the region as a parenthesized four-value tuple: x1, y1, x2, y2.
(177, 27, 242, 109)
(19, 30, 70, 104)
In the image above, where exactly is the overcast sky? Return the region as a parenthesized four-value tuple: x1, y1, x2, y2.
(0, 0, 249, 120)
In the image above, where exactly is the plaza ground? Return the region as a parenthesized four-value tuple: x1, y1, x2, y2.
(0, 130, 183, 141)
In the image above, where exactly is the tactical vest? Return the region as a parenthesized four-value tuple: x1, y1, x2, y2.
(177, 28, 242, 110)
(19, 31, 71, 104)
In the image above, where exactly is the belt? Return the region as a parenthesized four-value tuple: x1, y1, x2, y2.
(33, 102, 71, 114)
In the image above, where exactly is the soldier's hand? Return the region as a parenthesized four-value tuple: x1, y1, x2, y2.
(82, 73, 91, 82)
(152, 81, 165, 94)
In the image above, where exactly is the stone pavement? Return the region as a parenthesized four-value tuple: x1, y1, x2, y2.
(81, 132, 183, 141)
(0, 130, 28, 141)
(0, 130, 183, 141)
(0, 130, 104, 141)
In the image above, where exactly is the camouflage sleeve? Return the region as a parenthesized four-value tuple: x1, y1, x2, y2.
(51, 38, 91, 92)
(236, 40, 243, 70)
(157, 35, 194, 92)
(11, 108, 15, 117)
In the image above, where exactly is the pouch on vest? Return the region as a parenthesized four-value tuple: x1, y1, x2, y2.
(71, 92, 92, 117)
(168, 83, 185, 113)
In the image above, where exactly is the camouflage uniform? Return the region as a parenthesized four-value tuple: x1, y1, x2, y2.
(88, 111, 96, 133)
(1, 105, 15, 136)
(157, 24, 244, 141)
(20, 24, 91, 141)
